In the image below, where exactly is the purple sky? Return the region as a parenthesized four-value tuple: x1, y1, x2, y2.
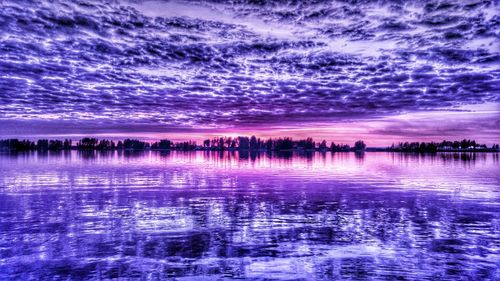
(0, 0, 499, 146)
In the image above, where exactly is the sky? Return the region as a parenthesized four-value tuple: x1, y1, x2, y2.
(0, 0, 499, 146)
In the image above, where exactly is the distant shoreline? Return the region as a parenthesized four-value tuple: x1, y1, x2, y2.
(1, 138, 498, 153)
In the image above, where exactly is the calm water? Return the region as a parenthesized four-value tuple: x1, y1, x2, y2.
(0, 151, 499, 280)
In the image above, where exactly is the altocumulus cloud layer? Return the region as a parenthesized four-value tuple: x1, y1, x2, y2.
(0, 0, 499, 139)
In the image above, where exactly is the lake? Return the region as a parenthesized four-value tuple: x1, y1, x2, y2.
(0, 151, 499, 280)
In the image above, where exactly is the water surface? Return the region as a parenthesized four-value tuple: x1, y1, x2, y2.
(0, 151, 499, 280)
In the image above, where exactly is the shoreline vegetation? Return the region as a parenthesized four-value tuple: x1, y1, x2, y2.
(0, 137, 498, 153)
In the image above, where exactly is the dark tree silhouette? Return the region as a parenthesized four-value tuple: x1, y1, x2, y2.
(63, 139, 72, 150)
(152, 139, 172, 150)
(37, 139, 49, 150)
(388, 139, 494, 152)
(1, 137, 496, 153)
(318, 140, 328, 151)
(77, 138, 98, 150)
(0, 139, 36, 151)
(122, 139, 149, 150)
(330, 142, 351, 152)
(203, 139, 210, 148)
(238, 136, 249, 150)
(96, 139, 115, 150)
(354, 140, 366, 151)
(275, 137, 294, 151)
(297, 138, 315, 150)
(48, 140, 63, 150)
(175, 141, 197, 151)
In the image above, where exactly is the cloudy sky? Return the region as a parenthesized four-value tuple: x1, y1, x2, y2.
(0, 0, 499, 145)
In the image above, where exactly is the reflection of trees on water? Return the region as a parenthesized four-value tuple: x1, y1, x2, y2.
(2, 172, 497, 280)
(1, 152, 498, 280)
(81, 151, 494, 164)
(389, 152, 489, 166)
(354, 151, 365, 163)
(439, 152, 475, 162)
(7, 150, 492, 166)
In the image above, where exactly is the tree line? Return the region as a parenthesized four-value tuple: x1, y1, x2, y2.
(1, 137, 497, 153)
(0, 137, 367, 152)
(388, 139, 499, 152)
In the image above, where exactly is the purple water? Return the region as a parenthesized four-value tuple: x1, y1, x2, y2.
(0, 151, 499, 280)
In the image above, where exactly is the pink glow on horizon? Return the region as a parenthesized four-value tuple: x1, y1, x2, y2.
(115, 103, 500, 146)
(5, 103, 498, 147)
